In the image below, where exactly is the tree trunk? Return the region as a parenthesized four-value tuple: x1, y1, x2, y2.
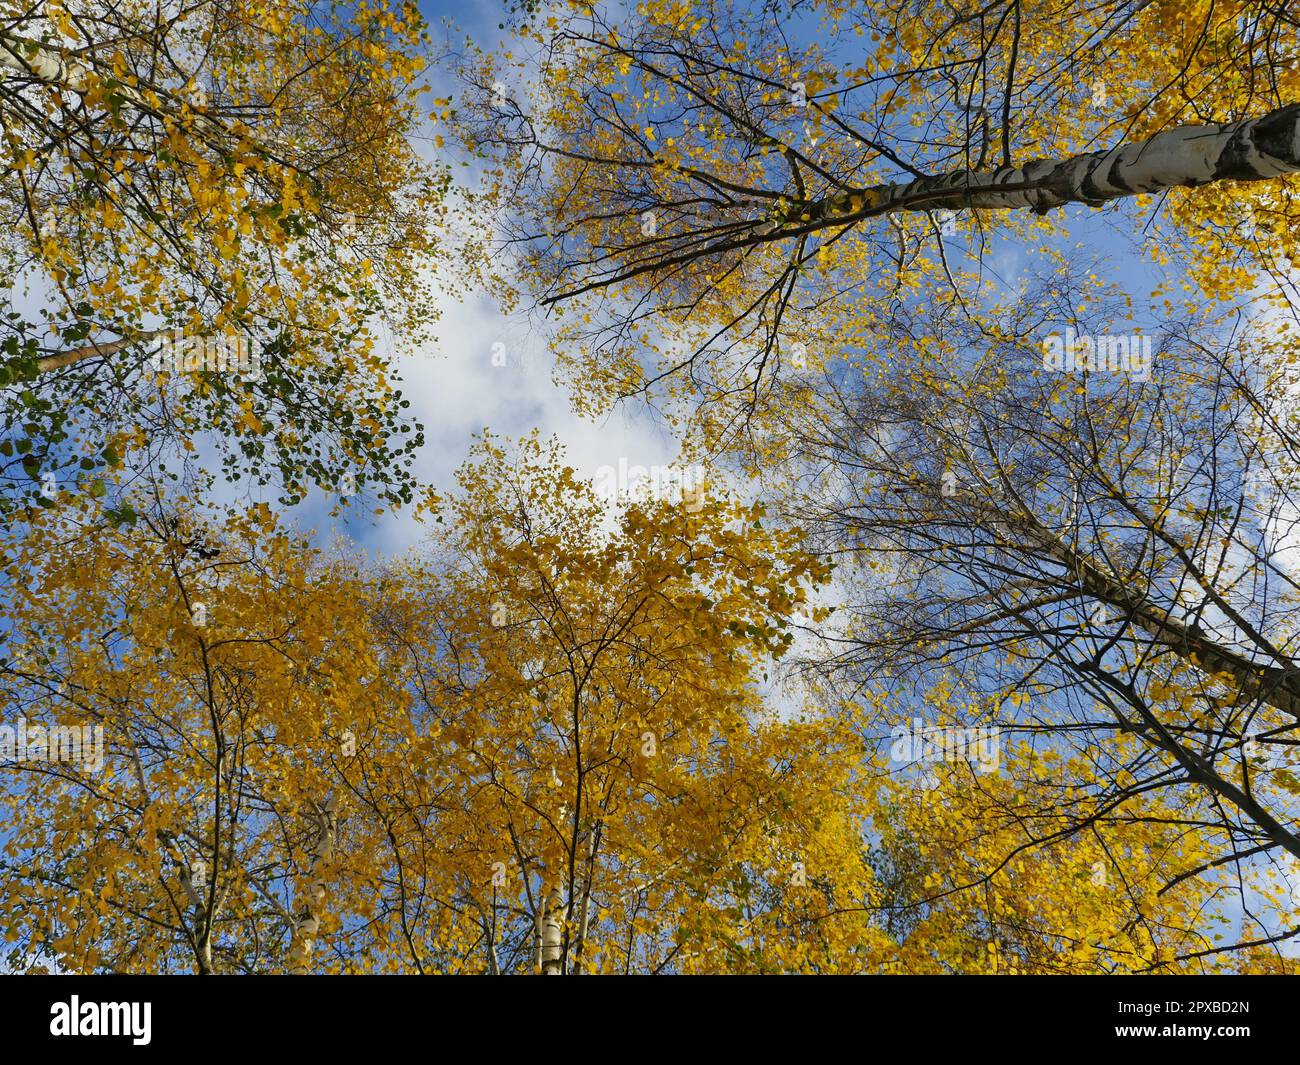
(0, 32, 91, 91)
(540, 885, 564, 975)
(286, 795, 339, 974)
(796, 103, 1300, 227)
(931, 481, 1300, 722)
(543, 104, 1300, 305)
(34, 332, 164, 375)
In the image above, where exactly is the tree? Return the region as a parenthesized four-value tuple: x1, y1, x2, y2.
(456, 0, 1300, 959)
(4, 443, 1292, 972)
(0, 444, 857, 973)
(368, 434, 862, 973)
(863, 717, 1297, 974)
(461, 0, 1300, 420)
(0, 491, 399, 972)
(0, 0, 444, 516)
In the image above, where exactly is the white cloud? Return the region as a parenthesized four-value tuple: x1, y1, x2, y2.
(355, 280, 686, 557)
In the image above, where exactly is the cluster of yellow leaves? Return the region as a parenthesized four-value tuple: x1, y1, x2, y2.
(4, 437, 1289, 973)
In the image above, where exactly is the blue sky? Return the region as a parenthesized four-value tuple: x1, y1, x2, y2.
(4, 0, 1297, 967)
(264, 0, 684, 558)
(301, 0, 1175, 560)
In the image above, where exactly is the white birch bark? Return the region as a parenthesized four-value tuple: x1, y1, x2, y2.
(286, 795, 339, 974)
(540, 885, 563, 975)
(799, 103, 1300, 226)
(0, 31, 91, 91)
(548, 105, 1300, 304)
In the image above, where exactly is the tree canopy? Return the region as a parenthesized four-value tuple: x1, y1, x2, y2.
(3, 0, 1300, 975)
(1, 0, 443, 516)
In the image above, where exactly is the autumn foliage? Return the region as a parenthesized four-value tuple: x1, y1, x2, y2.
(3, 0, 1300, 974)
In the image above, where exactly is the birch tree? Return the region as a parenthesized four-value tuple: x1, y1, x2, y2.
(456, 0, 1300, 960)
(2, 449, 1289, 971)
(461, 0, 1300, 420)
(0, 494, 403, 973)
(0, 0, 443, 516)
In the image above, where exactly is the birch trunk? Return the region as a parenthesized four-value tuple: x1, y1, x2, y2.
(35, 332, 164, 375)
(910, 483, 1300, 861)
(571, 828, 601, 974)
(540, 885, 564, 975)
(0, 31, 92, 91)
(934, 482, 1300, 725)
(286, 795, 339, 974)
(797, 102, 1300, 227)
(544, 104, 1300, 305)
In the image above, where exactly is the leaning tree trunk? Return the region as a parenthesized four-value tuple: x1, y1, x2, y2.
(286, 795, 339, 974)
(792, 103, 1300, 228)
(929, 483, 1300, 863)
(544, 104, 1300, 304)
